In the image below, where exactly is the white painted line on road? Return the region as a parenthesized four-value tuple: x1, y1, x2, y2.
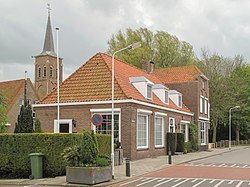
(248, 182, 250, 185)
(192, 179, 206, 187)
(154, 178, 173, 187)
(136, 178, 158, 186)
(218, 163, 225, 167)
(157, 178, 166, 182)
(119, 177, 143, 186)
(228, 180, 234, 184)
(213, 180, 224, 187)
(206, 163, 215, 166)
(174, 178, 182, 182)
(192, 179, 198, 183)
(230, 164, 236, 167)
(243, 165, 248, 168)
(236, 181, 243, 187)
(172, 179, 189, 187)
(141, 177, 151, 182)
(209, 179, 215, 183)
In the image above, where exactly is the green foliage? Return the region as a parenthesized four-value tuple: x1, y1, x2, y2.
(14, 100, 33, 133)
(166, 133, 176, 154)
(184, 142, 192, 153)
(176, 133, 185, 152)
(62, 131, 111, 168)
(0, 106, 7, 133)
(107, 27, 197, 69)
(0, 133, 111, 178)
(189, 124, 198, 151)
(34, 118, 42, 133)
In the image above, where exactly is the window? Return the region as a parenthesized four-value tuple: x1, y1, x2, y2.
(200, 122, 206, 145)
(147, 84, 152, 99)
(54, 119, 73, 133)
(204, 99, 208, 114)
(180, 123, 189, 142)
(165, 91, 169, 104)
(137, 114, 149, 149)
(169, 117, 175, 133)
(202, 80, 205, 89)
(200, 96, 203, 113)
(50, 66, 53, 77)
(43, 66, 46, 77)
(178, 95, 182, 108)
(155, 117, 164, 147)
(95, 114, 120, 141)
(38, 67, 41, 77)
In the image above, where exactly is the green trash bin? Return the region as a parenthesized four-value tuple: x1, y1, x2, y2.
(29, 153, 44, 179)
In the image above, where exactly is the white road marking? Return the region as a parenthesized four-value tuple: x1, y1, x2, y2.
(213, 180, 224, 187)
(172, 179, 189, 187)
(236, 181, 243, 187)
(243, 165, 248, 168)
(228, 180, 234, 184)
(192, 179, 206, 187)
(209, 179, 215, 183)
(154, 178, 173, 187)
(218, 163, 225, 167)
(141, 177, 151, 182)
(174, 178, 182, 182)
(230, 164, 236, 167)
(192, 179, 198, 182)
(136, 178, 158, 186)
(119, 177, 143, 186)
(157, 178, 166, 182)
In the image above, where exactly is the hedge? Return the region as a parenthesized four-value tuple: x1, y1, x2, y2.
(176, 133, 184, 152)
(166, 133, 176, 154)
(0, 133, 111, 178)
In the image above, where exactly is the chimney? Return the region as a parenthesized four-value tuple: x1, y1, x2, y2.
(141, 60, 154, 74)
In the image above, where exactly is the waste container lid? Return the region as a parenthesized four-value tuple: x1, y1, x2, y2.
(29, 153, 44, 156)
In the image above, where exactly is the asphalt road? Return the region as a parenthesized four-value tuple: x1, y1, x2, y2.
(115, 147, 250, 187)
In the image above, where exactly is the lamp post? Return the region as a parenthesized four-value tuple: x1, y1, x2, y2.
(111, 42, 141, 178)
(56, 28, 60, 130)
(229, 105, 240, 150)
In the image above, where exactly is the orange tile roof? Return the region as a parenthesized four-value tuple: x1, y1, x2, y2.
(153, 66, 203, 84)
(40, 53, 191, 114)
(0, 79, 25, 112)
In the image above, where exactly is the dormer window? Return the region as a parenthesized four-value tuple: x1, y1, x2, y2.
(165, 91, 169, 104)
(178, 95, 182, 108)
(147, 84, 152, 99)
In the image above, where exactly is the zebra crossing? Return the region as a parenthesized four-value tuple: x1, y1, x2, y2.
(119, 177, 250, 187)
(185, 162, 250, 169)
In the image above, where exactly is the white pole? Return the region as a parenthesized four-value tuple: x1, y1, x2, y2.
(56, 28, 60, 129)
(229, 108, 232, 150)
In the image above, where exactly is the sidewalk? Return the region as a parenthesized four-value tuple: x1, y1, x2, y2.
(0, 146, 248, 187)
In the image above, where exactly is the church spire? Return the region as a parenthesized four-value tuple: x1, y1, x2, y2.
(41, 4, 56, 56)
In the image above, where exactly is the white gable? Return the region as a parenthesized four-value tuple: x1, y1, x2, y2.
(130, 76, 154, 99)
(169, 90, 182, 108)
(152, 84, 169, 104)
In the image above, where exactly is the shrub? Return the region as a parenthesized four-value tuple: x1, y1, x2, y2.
(166, 133, 176, 154)
(34, 118, 42, 133)
(189, 124, 198, 151)
(184, 142, 192, 153)
(0, 133, 111, 178)
(176, 133, 184, 152)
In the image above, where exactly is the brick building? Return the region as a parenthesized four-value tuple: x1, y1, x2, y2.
(153, 66, 210, 150)
(33, 53, 193, 160)
(0, 79, 39, 132)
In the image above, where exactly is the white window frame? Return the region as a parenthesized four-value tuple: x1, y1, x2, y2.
(204, 98, 208, 114)
(54, 119, 73, 133)
(147, 84, 153, 100)
(180, 120, 190, 142)
(91, 109, 121, 142)
(200, 121, 206, 145)
(137, 113, 149, 149)
(169, 117, 175, 133)
(178, 95, 182, 108)
(200, 96, 204, 113)
(155, 116, 164, 148)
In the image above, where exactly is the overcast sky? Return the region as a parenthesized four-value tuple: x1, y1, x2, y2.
(1, 0, 250, 82)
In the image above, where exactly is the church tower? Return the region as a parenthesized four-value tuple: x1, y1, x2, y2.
(35, 5, 63, 99)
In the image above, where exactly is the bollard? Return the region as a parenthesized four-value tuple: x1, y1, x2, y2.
(126, 158, 131, 177)
(168, 145, 172, 165)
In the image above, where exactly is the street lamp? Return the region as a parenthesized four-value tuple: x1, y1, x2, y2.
(56, 28, 60, 131)
(229, 105, 240, 150)
(111, 42, 141, 178)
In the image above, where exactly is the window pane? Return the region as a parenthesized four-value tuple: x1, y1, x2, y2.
(137, 115, 148, 148)
(155, 117, 163, 146)
(147, 85, 152, 99)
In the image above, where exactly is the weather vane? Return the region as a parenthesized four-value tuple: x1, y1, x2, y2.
(47, 4, 51, 15)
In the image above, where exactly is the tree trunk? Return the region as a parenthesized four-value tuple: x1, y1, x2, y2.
(212, 120, 218, 143)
